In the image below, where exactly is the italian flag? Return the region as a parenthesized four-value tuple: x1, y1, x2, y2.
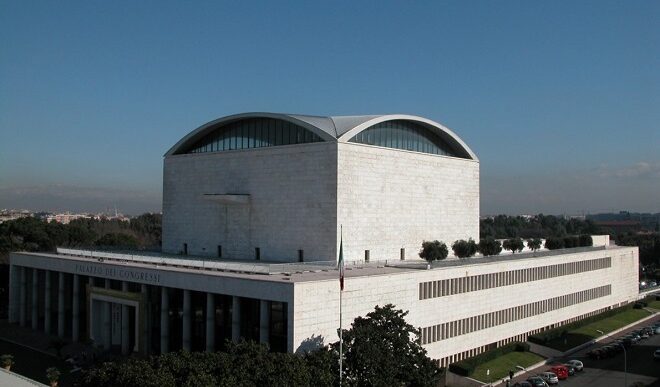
(338, 231, 345, 291)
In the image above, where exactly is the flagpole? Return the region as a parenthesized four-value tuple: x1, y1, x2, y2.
(339, 224, 343, 387)
(339, 275, 343, 386)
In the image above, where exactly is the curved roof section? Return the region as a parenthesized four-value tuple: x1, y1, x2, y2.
(165, 112, 478, 160)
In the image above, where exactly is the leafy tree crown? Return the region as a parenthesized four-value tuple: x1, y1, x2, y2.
(477, 237, 502, 256)
(419, 240, 448, 263)
(452, 239, 477, 259)
(502, 238, 524, 254)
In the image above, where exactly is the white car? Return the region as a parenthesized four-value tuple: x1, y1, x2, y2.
(538, 372, 559, 385)
(566, 359, 584, 371)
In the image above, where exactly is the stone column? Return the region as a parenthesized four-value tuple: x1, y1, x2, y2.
(103, 279, 111, 349)
(160, 287, 169, 353)
(72, 274, 80, 341)
(44, 271, 51, 334)
(205, 293, 215, 352)
(182, 289, 191, 351)
(121, 282, 130, 354)
(259, 300, 270, 344)
(57, 272, 65, 337)
(141, 284, 150, 355)
(19, 266, 26, 327)
(231, 296, 241, 342)
(8, 265, 20, 324)
(31, 269, 38, 329)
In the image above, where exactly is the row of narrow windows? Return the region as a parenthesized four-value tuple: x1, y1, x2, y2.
(349, 119, 462, 158)
(179, 117, 472, 159)
(185, 118, 323, 154)
(435, 305, 614, 368)
(420, 284, 611, 345)
(419, 257, 611, 300)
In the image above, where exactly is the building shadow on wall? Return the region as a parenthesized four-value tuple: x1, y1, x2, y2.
(295, 334, 326, 354)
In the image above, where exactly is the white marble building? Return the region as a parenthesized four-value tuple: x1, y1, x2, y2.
(8, 113, 639, 366)
(162, 113, 478, 263)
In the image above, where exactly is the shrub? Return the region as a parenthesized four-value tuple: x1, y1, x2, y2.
(452, 239, 477, 259)
(477, 238, 502, 256)
(46, 367, 60, 383)
(448, 342, 529, 376)
(526, 238, 542, 252)
(419, 241, 448, 263)
(1, 354, 14, 368)
(578, 234, 593, 247)
(544, 237, 564, 250)
(563, 236, 580, 248)
(502, 238, 524, 254)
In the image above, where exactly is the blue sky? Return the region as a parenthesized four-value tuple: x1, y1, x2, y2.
(1, 1, 658, 215)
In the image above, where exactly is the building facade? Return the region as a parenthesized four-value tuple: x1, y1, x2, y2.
(8, 113, 639, 366)
(162, 113, 479, 263)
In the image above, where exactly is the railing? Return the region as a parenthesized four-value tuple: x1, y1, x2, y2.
(387, 245, 609, 270)
(56, 248, 337, 275)
(55, 244, 612, 276)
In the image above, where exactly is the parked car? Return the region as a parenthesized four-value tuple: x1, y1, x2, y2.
(562, 364, 576, 376)
(513, 382, 533, 387)
(599, 345, 616, 357)
(527, 377, 549, 387)
(588, 348, 604, 360)
(566, 359, 584, 371)
(627, 333, 641, 343)
(538, 372, 559, 385)
(654, 349, 660, 361)
(549, 365, 569, 380)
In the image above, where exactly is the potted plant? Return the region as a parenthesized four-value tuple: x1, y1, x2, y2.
(46, 367, 60, 387)
(1, 354, 14, 371)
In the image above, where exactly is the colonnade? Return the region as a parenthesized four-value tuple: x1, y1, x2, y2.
(9, 266, 281, 355)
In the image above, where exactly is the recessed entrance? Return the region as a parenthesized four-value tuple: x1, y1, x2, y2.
(88, 286, 145, 354)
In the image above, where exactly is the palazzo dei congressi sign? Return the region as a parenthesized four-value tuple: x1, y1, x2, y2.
(75, 263, 162, 284)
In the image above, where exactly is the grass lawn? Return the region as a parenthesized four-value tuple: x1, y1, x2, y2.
(0, 339, 74, 386)
(543, 308, 652, 351)
(643, 298, 660, 310)
(471, 351, 545, 383)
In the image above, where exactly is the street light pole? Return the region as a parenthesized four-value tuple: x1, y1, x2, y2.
(596, 329, 626, 387)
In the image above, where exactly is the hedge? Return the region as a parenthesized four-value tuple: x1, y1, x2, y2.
(448, 342, 530, 377)
(527, 303, 633, 345)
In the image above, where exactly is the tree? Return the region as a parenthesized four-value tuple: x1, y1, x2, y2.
(477, 238, 502, 256)
(303, 346, 337, 386)
(578, 234, 593, 247)
(563, 236, 580, 248)
(544, 237, 564, 250)
(334, 304, 441, 386)
(502, 238, 524, 254)
(46, 367, 60, 387)
(419, 240, 448, 263)
(452, 239, 477, 259)
(526, 238, 542, 252)
(1, 354, 14, 371)
(95, 233, 139, 248)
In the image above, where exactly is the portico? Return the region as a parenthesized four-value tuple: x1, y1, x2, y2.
(8, 251, 293, 355)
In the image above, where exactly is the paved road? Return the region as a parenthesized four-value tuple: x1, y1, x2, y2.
(512, 315, 660, 387)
